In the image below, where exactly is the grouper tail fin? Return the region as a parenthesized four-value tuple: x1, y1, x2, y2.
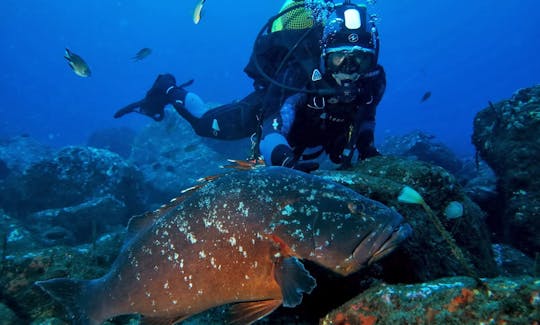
(35, 278, 101, 325)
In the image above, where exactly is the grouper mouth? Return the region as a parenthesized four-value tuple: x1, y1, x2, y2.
(338, 221, 412, 275)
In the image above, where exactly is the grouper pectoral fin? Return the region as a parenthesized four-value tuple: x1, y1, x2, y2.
(275, 256, 317, 308)
(227, 299, 282, 325)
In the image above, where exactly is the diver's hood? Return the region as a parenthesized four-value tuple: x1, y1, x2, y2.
(319, 4, 379, 76)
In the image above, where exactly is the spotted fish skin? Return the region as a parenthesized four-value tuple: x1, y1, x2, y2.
(36, 167, 411, 324)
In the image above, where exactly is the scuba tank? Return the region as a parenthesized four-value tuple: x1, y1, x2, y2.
(249, 0, 380, 97)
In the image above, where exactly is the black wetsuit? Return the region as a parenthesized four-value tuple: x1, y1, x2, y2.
(170, 27, 386, 164)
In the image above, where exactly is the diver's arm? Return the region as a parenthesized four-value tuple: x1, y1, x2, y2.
(259, 93, 318, 173)
(368, 65, 386, 106)
(355, 65, 386, 160)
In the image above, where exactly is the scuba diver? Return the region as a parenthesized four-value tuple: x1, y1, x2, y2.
(114, 0, 386, 172)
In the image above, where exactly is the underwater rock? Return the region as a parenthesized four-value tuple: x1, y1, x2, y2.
(87, 127, 137, 159)
(0, 161, 524, 324)
(0, 303, 21, 324)
(462, 161, 498, 207)
(492, 243, 536, 277)
(316, 156, 499, 282)
(39, 226, 76, 247)
(0, 210, 41, 254)
(0, 231, 125, 324)
(28, 195, 127, 245)
(472, 85, 540, 256)
(129, 111, 227, 205)
(1, 146, 146, 221)
(321, 276, 540, 324)
(0, 135, 53, 176)
(380, 130, 465, 177)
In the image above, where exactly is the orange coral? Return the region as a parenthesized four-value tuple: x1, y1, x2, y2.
(425, 307, 440, 322)
(332, 312, 348, 325)
(357, 313, 377, 325)
(447, 288, 475, 312)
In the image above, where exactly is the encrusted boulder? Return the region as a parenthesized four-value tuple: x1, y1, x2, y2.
(28, 195, 128, 245)
(316, 156, 499, 282)
(129, 111, 228, 205)
(0, 210, 41, 254)
(322, 276, 540, 324)
(0, 135, 53, 178)
(0, 146, 146, 245)
(380, 130, 465, 177)
(0, 232, 124, 324)
(492, 243, 537, 277)
(472, 85, 540, 256)
(87, 127, 137, 159)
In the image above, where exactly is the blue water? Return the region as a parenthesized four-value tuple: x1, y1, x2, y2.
(1, 0, 539, 157)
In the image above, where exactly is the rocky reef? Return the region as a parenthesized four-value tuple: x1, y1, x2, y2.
(1, 85, 540, 323)
(322, 276, 540, 324)
(0, 145, 146, 245)
(317, 156, 499, 282)
(87, 127, 137, 159)
(380, 130, 465, 177)
(128, 112, 230, 205)
(472, 84, 540, 257)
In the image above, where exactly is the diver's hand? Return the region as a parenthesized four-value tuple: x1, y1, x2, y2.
(291, 161, 320, 173)
(271, 144, 320, 173)
(113, 74, 176, 121)
(283, 158, 319, 173)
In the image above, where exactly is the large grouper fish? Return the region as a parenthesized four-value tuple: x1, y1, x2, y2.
(36, 167, 412, 325)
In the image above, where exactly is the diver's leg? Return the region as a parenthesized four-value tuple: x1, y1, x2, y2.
(169, 88, 265, 140)
(167, 87, 206, 124)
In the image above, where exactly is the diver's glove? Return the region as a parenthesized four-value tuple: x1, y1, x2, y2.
(271, 144, 319, 173)
(114, 74, 177, 121)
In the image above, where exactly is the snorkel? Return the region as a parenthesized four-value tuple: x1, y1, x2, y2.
(251, 0, 380, 97)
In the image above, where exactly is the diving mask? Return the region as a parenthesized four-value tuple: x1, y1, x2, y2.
(325, 46, 375, 75)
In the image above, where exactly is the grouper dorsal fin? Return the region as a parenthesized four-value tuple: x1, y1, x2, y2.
(126, 192, 194, 238)
(275, 256, 317, 308)
(126, 175, 222, 238)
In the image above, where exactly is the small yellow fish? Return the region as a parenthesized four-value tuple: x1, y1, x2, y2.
(132, 47, 152, 61)
(64, 48, 91, 77)
(193, 0, 206, 24)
